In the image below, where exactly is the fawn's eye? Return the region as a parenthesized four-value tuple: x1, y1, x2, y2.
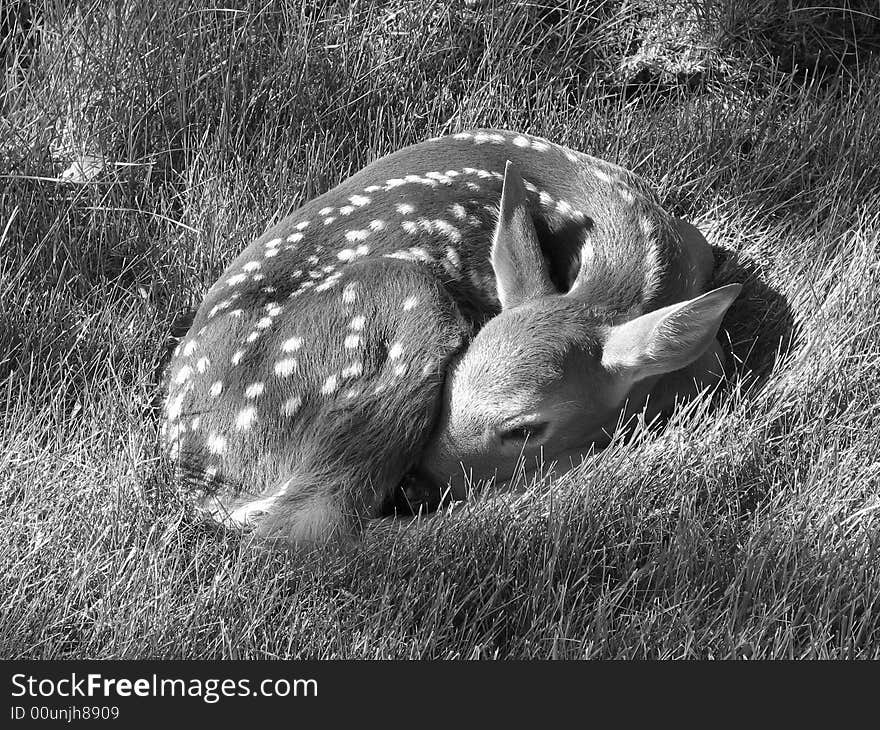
(498, 421, 548, 444)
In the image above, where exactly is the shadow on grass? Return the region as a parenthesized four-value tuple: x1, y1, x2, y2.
(711, 244, 799, 383)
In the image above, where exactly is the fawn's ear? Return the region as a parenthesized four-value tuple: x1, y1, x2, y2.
(601, 284, 742, 382)
(491, 161, 555, 310)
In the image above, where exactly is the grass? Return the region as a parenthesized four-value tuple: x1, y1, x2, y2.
(2, 0, 880, 659)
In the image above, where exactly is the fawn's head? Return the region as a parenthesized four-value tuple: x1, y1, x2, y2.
(419, 161, 741, 496)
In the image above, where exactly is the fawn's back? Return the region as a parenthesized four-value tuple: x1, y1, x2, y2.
(162, 129, 723, 544)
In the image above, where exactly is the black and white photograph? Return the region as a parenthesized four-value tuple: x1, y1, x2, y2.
(2, 0, 880, 690)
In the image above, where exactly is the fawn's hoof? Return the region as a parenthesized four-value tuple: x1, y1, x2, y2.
(199, 494, 279, 531)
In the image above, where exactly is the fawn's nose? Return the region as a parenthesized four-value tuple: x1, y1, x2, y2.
(398, 464, 475, 513)
(386, 468, 452, 516)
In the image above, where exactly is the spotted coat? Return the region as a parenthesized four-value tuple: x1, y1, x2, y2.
(161, 129, 687, 543)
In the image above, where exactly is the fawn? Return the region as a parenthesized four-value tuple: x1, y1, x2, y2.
(162, 129, 740, 545)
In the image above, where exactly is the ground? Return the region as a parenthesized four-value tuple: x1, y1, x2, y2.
(1, 0, 879, 658)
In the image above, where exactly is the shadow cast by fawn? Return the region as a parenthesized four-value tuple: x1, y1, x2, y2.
(710, 245, 799, 384)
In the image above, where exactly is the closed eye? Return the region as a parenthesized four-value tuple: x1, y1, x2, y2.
(498, 422, 548, 444)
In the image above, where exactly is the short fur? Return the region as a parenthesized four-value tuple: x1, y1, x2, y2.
(162, 129, 731, 544)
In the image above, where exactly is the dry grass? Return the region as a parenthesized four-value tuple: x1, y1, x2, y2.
(1, 0, 879, 658)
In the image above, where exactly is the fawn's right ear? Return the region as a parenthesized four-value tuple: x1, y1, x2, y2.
(490, 161, 555, 310)
(601, 284, 742, 383)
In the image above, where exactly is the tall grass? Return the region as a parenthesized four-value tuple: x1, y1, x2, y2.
(1, 0, 879, 658)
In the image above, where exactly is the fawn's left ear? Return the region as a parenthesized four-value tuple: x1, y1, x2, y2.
(490, 161, 555, 310)
(601, 283, 742, 383)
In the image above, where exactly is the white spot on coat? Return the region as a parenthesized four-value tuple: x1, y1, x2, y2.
(407, 246, 433, 262)
(282, 336, 303, 352)
(235, 407, 256, 430)
(337, 246, 369, 262)
(315, 272, 343, 291)
(472, 131, 505, 144)
(388, 342, 404, 360)
(175, 365, 193, 384)
(166, 391, 186, 421)
(206, 434, 227, 455)
(321, 375, 339, 394)
(231, 350, 246, 365)
(350, 194, 371, 207)
(425, 171, 452, 184)
(402, 296, 419, 310)
(319, 206, 334, 216)
(405, 174, 437, 187)
(349, 315, 366, 330)
(341, 361, 363, 378)
(435, 219, 462, 242)
(287, 232, 304, 244)
(243, 261, 262, 272)
(245, 382, 265, 398)
(196, 357, 209, 373)
(344, 334, 361, 349)
(342, 282, 359, 303)
(339, 205, 355, 216)
(344, 229, 370, 242)
(281, 396, 302, 415)
(274, 358, 298, 377)
(210, 381, 223, 397)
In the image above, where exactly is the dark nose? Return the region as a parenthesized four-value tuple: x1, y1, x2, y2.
(387, 469, 445, 516)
